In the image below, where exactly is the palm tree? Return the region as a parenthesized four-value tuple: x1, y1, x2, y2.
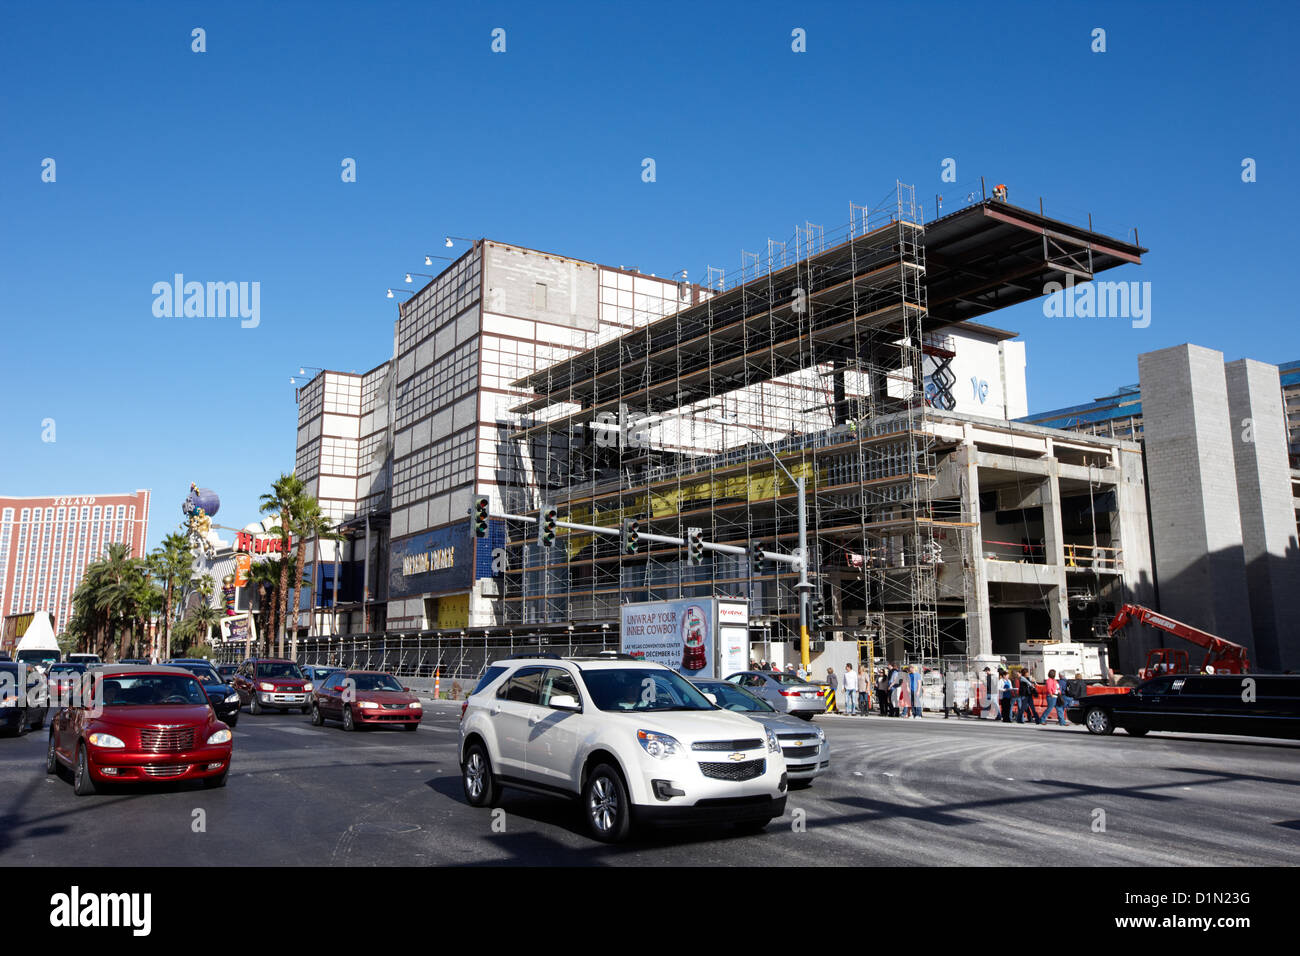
(260, 473, 306, 658)
(175, 602, 223, 652)
(287, 495, 341, 660)
(246, 558, 280, 655)
(91, 543, 141, 659)
(150, 532, 193, 660)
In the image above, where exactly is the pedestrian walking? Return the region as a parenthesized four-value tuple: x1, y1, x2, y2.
(858, 663, 872, 715)
(1017, 667, 1040, 724)
(997, 668, 1013, 722)
(980, 666, 999, 719)
(1039, 668, 1068, 725)
(842, 663, 858, 715)
(877, 667, 890, 716)
(907, 664, 923, 717)
(888, 663, 903, 717)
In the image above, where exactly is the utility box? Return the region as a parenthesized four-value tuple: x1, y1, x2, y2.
(620, 598, 749, 679)
(1019, 642, 1108, 681)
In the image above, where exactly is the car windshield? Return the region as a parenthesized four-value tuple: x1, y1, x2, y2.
(583, 668, 715, 712)
(772, 674, 811, 685)
(696, 681, 774, 712)
(97, 674, 208, 706)
(348, 673, 404, 692)
(50, 664, 86, 675)
(17, 650, 59, 665)
(257, 662, 303, 679)
(176, 665, 221, 685)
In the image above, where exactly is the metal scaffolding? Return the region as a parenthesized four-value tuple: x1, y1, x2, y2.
(497, 181, 950, 665)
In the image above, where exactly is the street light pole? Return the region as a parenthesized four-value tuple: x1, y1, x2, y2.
(724, 419, 813, 673)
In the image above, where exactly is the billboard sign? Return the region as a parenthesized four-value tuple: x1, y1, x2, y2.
(620, 599, 750, 680)
(389, 523, 474, 599)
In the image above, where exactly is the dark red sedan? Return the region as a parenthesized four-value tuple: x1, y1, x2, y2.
(311, 670, 423, 731)
(46, 665, 233, 795)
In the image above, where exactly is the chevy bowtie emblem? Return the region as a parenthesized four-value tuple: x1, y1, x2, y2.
(728, 752, 746, 761)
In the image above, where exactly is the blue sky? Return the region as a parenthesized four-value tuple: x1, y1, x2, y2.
(2, 0, 1296, 552)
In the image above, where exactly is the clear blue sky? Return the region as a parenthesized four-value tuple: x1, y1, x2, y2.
(2, 0, 1296, 552)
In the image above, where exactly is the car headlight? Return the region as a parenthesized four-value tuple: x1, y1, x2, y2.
(258, 682, 274, 692)
(409, 701, 422, 709)
(813, 725, 825, 739)
(636, 729, 682, 759)
(207, 729, 232, 745)
(88, 732, 125, 748)
(303, 683, 313, 693)
(766, 728, 780, 753)
(224, 693, 239, 704)
(359, 701, 379, 710)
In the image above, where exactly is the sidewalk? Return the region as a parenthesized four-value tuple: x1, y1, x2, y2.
(817, 709, 1077, 730)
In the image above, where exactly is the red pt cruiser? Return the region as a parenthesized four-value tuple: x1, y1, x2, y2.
(46, 665, 233, 795)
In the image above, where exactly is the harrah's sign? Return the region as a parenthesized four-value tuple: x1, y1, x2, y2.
(235, 531, 294, 555)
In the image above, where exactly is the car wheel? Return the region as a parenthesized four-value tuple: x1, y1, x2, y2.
(1084, 706, 1114, 736)
(342, 706, 356, 732)
(1126, 726, 1149, 737)
(202, 769, 229, 789)
(461, 742, 500, 807)
(46, 730, 59, 775)
(12, 709, 27, 737)
(311, 703, 325, 726)
(73, 744, 98, 796)
(583, 763, 632, 844)
(250, 696, 263, 716)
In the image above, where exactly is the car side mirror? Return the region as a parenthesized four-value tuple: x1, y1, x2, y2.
(550, 694, 580, 711)
(403, 686, 411, 693)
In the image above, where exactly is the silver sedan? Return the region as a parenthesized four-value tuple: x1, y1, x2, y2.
(694, 679, 829, 785)
(725, 671, 828, 719)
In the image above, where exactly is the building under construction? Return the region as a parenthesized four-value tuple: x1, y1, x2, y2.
(290, 181, 1158, 674)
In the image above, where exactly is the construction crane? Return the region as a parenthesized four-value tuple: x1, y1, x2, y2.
(1107, 604, 1251, 679)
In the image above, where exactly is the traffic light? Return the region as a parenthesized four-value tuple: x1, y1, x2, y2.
(812, 598, 831, 628)
(747, 539, 764, 574)
(623, 517, 640, 554)
(471, 497, 489, 538)
(686, 527, 704, 566)
(539, 505, 558, 547)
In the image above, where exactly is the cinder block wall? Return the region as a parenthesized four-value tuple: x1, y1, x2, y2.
(1225, 359, 1300, 671)
(1138, 345, 1254, 649)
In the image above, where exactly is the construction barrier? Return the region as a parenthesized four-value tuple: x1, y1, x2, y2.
(821, 684, 835, 713)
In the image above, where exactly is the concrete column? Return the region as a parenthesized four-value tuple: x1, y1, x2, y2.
(1038, 449, 1072, 642)
(1225, 359, 1300, 671)
(1138, 345, 1253, 649)
(958, 437, 993, 658)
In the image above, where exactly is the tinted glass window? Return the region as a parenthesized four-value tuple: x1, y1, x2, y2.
(583, 668, 714, 712)
(1138, 677, 1177, 695)
(474, 666, 507, 696)
(539, 668, 580, 708)
(772, 674, 810, 685)
(256, 662, 303, 679)
(696, 681, 774, 712)
(1180, 677, 1236, 695)
(497, 667, 546, 704)
(97, 675, 207, 706)
(350, 673, 404, 692)
(175, 664, 221, 685)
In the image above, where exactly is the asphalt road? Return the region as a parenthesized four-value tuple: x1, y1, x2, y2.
(2, 704, 1298, 866)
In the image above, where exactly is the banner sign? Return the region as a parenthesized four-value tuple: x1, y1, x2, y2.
(621, 598, 720, 679)
(388, 523, 474, 599)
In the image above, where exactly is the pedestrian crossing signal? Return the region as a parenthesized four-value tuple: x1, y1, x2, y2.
(472, 497, 489, 538)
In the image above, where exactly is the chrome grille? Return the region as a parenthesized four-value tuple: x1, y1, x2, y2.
(142, 764, 189, 778)
(383, 702, 406, 710)
(139, 726, 195, 752)
(782, 745, 820, 759)
(691, 739, 763, 752)
(699, 759, 766, 781)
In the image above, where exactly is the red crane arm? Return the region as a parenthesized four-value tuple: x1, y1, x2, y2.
(1108, 603, 1251, 671)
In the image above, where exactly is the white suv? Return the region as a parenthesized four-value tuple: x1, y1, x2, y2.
(458, 655, 789, 842)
